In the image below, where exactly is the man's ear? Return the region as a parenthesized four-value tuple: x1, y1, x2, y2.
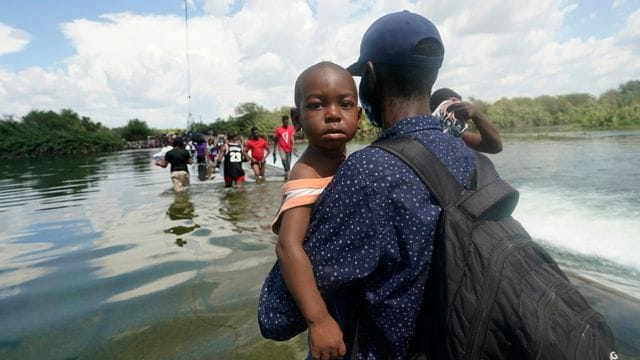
(357, 106, 363, 129)
(363, 61, 377, 89)
(291, 107, 301, 130)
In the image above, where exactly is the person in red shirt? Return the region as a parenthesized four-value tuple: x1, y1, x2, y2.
(245, 126, 271, 181)
(273, 115, 296, 180)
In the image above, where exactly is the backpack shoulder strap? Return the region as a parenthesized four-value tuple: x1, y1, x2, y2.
(371, 135, 463, 209)
(371, 135, 519, 219)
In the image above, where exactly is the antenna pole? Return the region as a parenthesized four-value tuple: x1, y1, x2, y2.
(184, 0, 193, 129)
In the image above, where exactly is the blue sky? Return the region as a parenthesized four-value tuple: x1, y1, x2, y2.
(1, 0, 639, 129)
(0, 1, 190, 69)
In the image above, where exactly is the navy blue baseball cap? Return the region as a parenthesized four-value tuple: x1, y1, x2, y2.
(347, 10, 444, 76)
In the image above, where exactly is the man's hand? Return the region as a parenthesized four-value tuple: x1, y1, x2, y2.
(308, 315, 347, 360)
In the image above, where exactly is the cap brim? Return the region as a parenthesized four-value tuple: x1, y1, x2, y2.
(347, 61, 364, 76)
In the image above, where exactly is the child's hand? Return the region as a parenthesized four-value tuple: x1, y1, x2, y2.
(308, 315, 346, 360)
(449, 101, 479, 121)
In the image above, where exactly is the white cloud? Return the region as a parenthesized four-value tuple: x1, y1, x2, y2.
(612, 0, 628, 9)
(616, 8, 640, 50)
(429, 1, 640, 100)
(202, 0, 235, 16)
(0, 0, 639, 129)
(0, 22, 31, 55)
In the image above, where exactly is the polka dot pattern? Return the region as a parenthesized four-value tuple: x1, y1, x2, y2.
(259, 115, 476, 359)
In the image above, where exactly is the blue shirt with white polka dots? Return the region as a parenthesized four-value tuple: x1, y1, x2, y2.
(259, 115, 476, 359)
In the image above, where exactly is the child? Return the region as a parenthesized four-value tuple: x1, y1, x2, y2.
(264, 61, 362, 360)
(431, 88, 503, 153)
(216, 133, 248, 188)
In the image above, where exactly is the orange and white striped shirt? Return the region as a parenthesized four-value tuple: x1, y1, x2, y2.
(271, 177, 333, 234)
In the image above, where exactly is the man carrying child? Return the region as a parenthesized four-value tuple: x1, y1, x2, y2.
(260, 10, 476, 359)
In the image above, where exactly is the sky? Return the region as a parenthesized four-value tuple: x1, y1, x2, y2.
(1, 0, 639, 129)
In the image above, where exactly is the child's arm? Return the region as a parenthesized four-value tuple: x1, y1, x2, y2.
(452, 102, 503, 154)
(276, 206, 347, 359)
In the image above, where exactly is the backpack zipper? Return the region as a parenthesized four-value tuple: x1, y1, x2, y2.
(467, 229, 530, 359)
(569, 308, 600, 360)
(533, 279, 574, 359)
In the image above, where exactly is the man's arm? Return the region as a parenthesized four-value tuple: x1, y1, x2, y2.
(290, 128, 298, 156)
(243, 148, 254, 163)
(156, 152, 170, 168)
(263, 138, 270, 159)
(216, 144, 226, 165)
(272, 134, 278, 162)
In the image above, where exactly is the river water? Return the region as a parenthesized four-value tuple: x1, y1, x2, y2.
(0, 130, 638, 359)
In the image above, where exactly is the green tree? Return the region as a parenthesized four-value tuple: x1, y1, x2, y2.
(119, 118, 152, 141)
(0, 109, 120, 158)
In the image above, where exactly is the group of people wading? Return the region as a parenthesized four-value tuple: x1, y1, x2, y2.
(155, 115, 297, 190)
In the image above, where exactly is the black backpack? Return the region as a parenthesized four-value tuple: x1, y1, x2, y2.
(372, 136, 618, 360)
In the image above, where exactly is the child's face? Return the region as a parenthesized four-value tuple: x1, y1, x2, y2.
(296, 67, 362, 150)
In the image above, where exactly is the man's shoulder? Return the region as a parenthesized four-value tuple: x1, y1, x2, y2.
(166, 148, 188, 157)
(338, 130, 474, 185)
(335, 145, 398, 184)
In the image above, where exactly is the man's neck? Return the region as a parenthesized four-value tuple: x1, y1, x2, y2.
(381, 96, 430, 130)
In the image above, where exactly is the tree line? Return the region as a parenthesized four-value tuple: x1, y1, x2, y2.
(1, 80, 638, 158)
(474, 79, 640, 129)
(193, 80, 640, 137)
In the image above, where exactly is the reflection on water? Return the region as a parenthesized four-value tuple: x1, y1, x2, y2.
(219, 188, 250, 224)
(196, 163, 212, 181)
(0, 155, 105, 214)
(0, 135, 639, 358)
(165, 192, 200, 241)
(167, 192, 196, 220)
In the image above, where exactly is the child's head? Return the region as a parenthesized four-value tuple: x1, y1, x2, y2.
(430, 88, 462, 112)
(293, 61, 362, 149)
